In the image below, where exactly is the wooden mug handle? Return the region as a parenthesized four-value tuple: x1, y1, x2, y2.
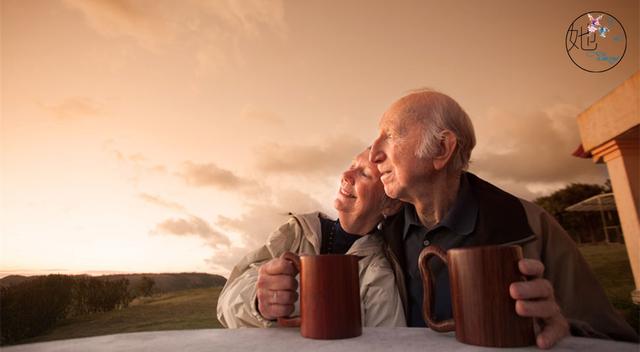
(418, 246, 455, 332)
(276, 252, 302, 327)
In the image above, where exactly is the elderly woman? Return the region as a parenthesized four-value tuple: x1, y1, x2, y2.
(217, 148, 406, 328)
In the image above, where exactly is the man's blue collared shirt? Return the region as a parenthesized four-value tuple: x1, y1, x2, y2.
(403, 173, 478, 327)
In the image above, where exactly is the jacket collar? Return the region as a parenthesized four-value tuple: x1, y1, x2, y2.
(347, 233, 385, 257)
(292, 212, 386, 256)
(463, 172, 535, 246)
(292, 212, 324, 253)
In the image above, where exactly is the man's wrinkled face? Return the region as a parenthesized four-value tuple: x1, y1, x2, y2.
(369, 108, 431, 201)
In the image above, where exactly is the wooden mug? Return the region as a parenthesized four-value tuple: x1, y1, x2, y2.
(418, 245, 535, 347)
(277, 252, 362, 339)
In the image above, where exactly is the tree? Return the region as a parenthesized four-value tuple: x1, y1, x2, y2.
(137, 276, 156, 297)
(1, 275, 132, 345)
(534, 182, 614, 243)
(0, 275, 74, 345)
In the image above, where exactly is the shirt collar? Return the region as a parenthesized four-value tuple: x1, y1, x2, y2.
(402, 204, 422, 240)
(336, 219, 368, 240)
(402, 172, 478, 239)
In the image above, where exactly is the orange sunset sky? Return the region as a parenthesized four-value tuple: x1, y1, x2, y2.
(1, 0, 638, 277)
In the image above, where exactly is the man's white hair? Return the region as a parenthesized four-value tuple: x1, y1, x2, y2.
(404, 88, 476, 173)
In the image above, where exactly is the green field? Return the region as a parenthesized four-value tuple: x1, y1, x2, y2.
(578, 243, 639, 333)
(14, 244, 640, 344)
(23, 287, 224, 344)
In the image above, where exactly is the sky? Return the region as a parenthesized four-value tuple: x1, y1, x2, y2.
(1, 0, 638, 278)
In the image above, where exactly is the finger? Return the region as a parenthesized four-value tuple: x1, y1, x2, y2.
(261, 303, 295, 318)
(518, 258, 545, 277)
(510, 278, 553, 300)
(257, 286, 298, 306)
(263, 258, 297, 275)
(257, 289, 296, 319)
(257, 274, 298, 291)
(536, 316, 569, 349)
(515, 299, 560, 319)
(271, 290, 298, 305)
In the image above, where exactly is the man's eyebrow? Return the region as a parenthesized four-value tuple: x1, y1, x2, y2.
(393, 121, 407, 136)
(384, 125, 398, 135)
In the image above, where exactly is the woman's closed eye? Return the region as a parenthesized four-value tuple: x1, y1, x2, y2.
(360, 169, 373, 178)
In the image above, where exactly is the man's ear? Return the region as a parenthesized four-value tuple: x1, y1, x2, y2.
(432, 130, 457, 171)
(381, 199, 404, 217)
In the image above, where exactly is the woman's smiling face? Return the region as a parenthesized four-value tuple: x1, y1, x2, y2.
(334, 149, 388, 231)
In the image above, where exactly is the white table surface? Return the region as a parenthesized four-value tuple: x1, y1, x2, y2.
(3, 327, 637, 352)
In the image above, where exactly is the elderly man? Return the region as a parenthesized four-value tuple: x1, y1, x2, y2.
(369, 90, 638, 348)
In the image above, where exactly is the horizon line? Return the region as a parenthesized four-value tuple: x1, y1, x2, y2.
(0, 269, 224, 279)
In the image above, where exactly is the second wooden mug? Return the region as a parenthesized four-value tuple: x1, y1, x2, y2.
(277, 252, 362, 339)
(418, 245, 535, 347)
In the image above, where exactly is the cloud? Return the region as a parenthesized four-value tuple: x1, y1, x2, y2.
(180, 161, 258, 190)
(216, 188, 324, 242)
(209, 187, 326, 275)
(127, 153, 146, 163)
(469, 104, 606, 199)
(241, 105, 284, 125)
(150, 165, 167, 173)
(40, 97, 102, 120)
(105, 142, 260, 196)
(115, 152, 166, 175)
(103, 142, 169, 189)
(139, 193, 186, 211)
(153, 215, 230, 247)
(198, 0, 286, 38)
(255, 135, 366, 178)
(204, 251, 242, 277)
(62, 0, 286, 72)
(62, 0, 173, 49)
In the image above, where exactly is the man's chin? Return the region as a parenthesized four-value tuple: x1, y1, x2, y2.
(382, 184, 398, 199)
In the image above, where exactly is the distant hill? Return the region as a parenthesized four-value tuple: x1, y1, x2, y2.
(0, 273, 226, 293)
(106, 273, 227, 293)
(0, 275, 29, 288)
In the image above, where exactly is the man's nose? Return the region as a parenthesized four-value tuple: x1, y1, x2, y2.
(369, 136, 386, 164)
